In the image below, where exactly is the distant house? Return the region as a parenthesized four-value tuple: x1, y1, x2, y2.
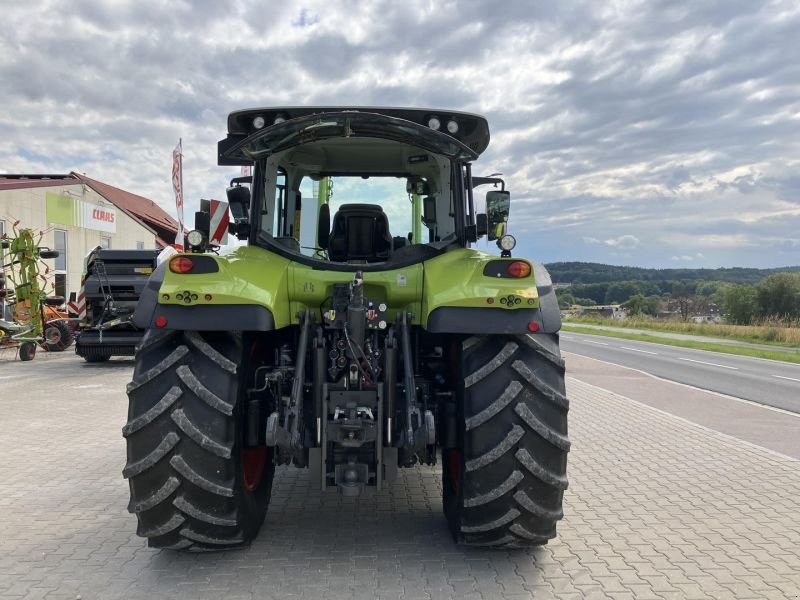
(691, 315, 722, 324)
(0, 172, 179, 299)
(578, 304, 626, 319)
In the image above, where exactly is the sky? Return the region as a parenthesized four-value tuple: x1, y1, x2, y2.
(1, 0, 799, 268)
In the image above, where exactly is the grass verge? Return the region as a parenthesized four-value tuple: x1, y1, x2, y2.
(564, 315, 800, 347)
(561, 324, 800, 364)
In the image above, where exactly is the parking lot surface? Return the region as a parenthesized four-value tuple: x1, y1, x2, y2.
(1, 352, 799, 599)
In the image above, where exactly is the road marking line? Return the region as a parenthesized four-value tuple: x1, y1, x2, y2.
(564, 330, 800, 366)
(586, 340, 609, 346)
(678, 357, 738, 370)
(773, 375, 800, 383)
(563, 352, 800, 419)
(566, 376, 799, 463)
(621, 346, 658, 355)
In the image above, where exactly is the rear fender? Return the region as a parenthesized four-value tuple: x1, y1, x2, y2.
(134, 247, 291, 331)
(422, 250, 561, 334)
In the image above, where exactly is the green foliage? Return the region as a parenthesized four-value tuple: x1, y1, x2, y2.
(755, 273, 800, 319)
(546, 261, 800, 285)
(721, 284, 757, 325)
(605, 281, 641, 304)
(574, 297, 597, 306)
(548, 262, 800, 323)
(622, 294, 660, 316)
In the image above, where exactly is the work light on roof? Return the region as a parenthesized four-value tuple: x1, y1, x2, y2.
(427, 116, 441, 130)
(446, 119, 459, 134)
(187, 230, 205, 248)
(252, 115, 266, 129)
(273, 114, 287, 124)
(499, 234, 516, 251)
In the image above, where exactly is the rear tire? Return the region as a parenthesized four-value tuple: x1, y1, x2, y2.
(123, 329, 274, 550)
(19, 342, 36, 361)
(443, 333, 569, 548)
(44, 321, 74, 351)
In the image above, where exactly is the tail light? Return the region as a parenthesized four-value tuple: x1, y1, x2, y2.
(169, 256, 194, 274)
(507, 261, 531, 278)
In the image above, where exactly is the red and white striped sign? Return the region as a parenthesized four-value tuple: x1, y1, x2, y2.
(67, 274, 87, 322)
(209, 199, 230, 246)
(172, 140, 184, 251)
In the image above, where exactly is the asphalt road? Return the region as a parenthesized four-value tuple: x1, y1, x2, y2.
(560, 331, 800, 413)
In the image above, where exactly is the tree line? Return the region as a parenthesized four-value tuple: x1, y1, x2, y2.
(546, 261, 800, 285)
(554, 272, 800, 324)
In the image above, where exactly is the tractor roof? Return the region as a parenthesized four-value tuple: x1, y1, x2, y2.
(219, 107, 490, 166)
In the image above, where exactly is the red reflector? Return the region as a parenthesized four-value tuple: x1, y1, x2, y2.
(169, 256, 194, 274)
(507, 261, 531, 278)
(527, 321, 540, 332)
(487, 297, 494, 304)
(154, 316, 168, 328)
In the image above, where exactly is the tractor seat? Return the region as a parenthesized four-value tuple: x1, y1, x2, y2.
(328, 204, 392, 262)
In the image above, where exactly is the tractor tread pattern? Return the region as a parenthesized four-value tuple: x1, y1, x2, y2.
(180, 526, 243, 546)
(173, 495, 237, 527)
(463, 470, 524, 507)
(126, 346, 188, 393)
(176, 366, 234, 416)
(169, 455, 234, 497)
(137, 513, 185, 538)
(127, 476, 180, 514)
(461, 508, 520, 533)
(465, 424, 524, 472)
(511, 360, 569, 409)
(520, 334, 565, 369)
(170, 408, 232, 458)
(185, 332, 237, 374)
(124, 329, 271, 551)
(464, 342, 518, 388)
(464, 381, 522, 431)
(122, 386, 182, 437)
(122, 432, 180, 478)
(514, 403, 571, 451)
(515, 448, 569, 489)
(451, 333, 569, 549)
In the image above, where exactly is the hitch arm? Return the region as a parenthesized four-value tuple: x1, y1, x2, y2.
(399, 312, 418, 446)
(288, 310, 313, 448)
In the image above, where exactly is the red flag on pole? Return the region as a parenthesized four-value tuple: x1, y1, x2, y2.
(172, 140, 185, 251)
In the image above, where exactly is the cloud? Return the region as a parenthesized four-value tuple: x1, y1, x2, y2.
(0, 0, 798, 268)
(604, 235, 640, 249)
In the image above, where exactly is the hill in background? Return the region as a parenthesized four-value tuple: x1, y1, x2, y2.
(545, 262, 800, 285)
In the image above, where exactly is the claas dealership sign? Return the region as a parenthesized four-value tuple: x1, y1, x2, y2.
(46, 192, 116, 233)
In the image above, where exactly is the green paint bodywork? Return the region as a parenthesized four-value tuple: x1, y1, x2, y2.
(421, 249, 540, 317)
(157, 245, 539, 329)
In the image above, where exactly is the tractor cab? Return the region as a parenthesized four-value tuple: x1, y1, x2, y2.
(210, 107, 513, 265)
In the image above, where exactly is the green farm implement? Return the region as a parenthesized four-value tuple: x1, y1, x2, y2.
(0, 223, 62, 360)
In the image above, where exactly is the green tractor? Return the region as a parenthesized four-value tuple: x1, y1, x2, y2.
(124, 107, 569, 550)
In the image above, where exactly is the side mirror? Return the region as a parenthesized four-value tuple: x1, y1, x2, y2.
(476, 214, 488, 237)
(485, 190, 510, 241)
(422, 196, 437, 227)
(226, 185, 250, 221)
(317, 203, 330, 249)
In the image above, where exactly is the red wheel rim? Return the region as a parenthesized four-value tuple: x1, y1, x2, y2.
(242, 447, 268, 491)
(45, 327, 61, 344)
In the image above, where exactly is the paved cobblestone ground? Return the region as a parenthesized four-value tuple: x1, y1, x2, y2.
(1, 354, 799, 599)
